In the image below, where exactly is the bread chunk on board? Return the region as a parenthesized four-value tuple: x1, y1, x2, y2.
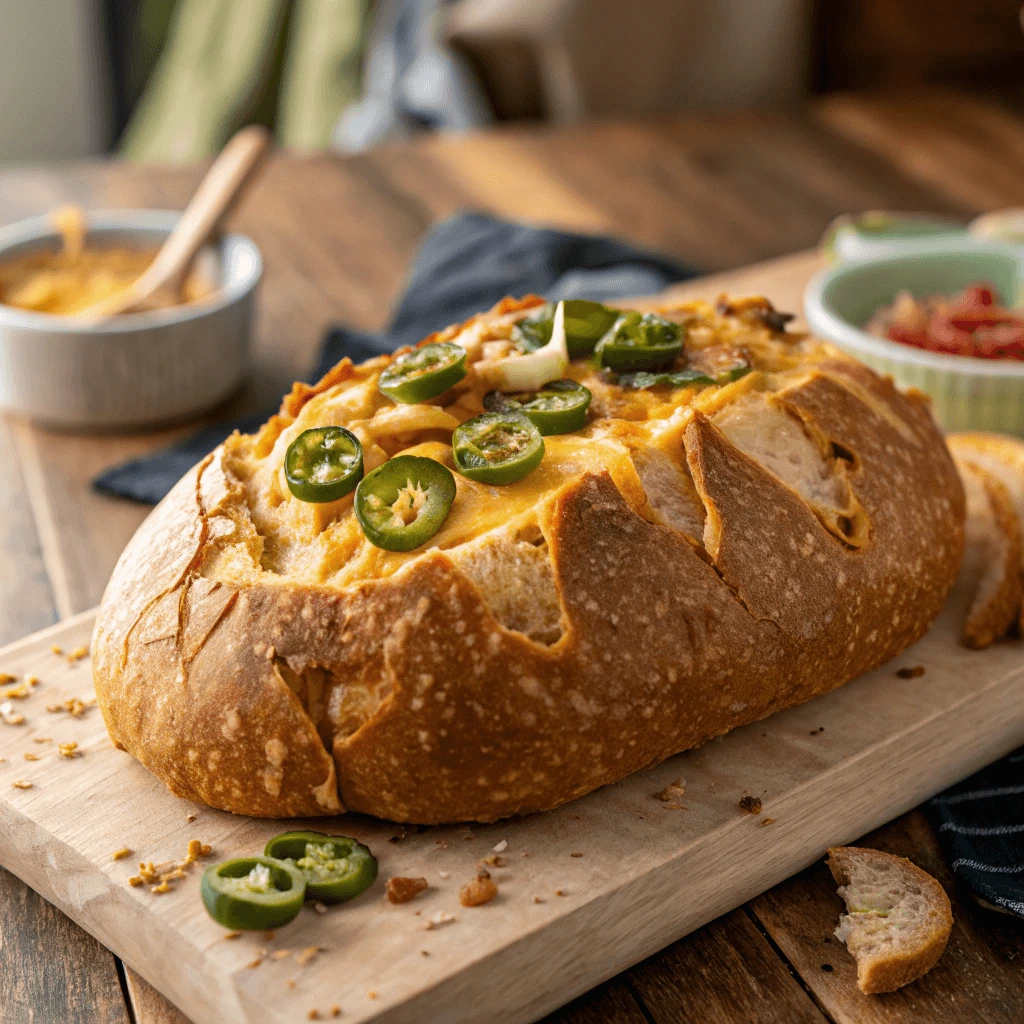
(828, 846, 953, 994)
(92, 295, 964, 822)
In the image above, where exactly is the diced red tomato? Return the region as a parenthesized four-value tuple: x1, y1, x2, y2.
(881, 281, 1024, 361)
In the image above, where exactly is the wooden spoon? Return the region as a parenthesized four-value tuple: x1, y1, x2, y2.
(78, 125, 270, 321)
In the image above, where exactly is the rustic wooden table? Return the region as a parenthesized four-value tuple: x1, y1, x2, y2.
(3, 87, 1024, 1024)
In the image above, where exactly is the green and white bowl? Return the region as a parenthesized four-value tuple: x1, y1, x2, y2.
(804, 239, 1024, 435)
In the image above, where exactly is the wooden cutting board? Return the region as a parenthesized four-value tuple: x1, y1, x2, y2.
(1, 573, 1022, 1024)
(1, 250, 1022, 1024)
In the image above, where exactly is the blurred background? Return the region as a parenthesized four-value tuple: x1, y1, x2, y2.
(4, 0, 1023, 165)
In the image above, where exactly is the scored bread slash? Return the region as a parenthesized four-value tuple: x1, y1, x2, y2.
(827, 845, 952, 994)
(954, 456, 1023, 649)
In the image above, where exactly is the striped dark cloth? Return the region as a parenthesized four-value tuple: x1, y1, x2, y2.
(928, 746, 1024, 918)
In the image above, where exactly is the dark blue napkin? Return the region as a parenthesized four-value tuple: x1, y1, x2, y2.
(927, 747, 1024, 918)
(93, 211, 697, 504)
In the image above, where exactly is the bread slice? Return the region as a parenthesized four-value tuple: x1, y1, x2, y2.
(953, 456, 1022, 648)
(827, 846, 953, 994)
(948, 433, 1024, 634)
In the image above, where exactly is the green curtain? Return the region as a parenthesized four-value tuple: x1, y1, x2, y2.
(120, 0, 368, 161)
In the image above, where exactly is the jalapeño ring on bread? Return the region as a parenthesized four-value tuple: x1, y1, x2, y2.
(92, 295, 964, 823)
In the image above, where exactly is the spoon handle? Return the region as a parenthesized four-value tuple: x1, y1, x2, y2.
(140, 125, 270, 299)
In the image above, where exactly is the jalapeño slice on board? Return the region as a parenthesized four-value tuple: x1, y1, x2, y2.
(263, 831, 377, 904)
(285, 426, 363, 503)
(378, 341, 467, 403)
(615, 362, 752, 390)
(483, 379, 591, 435)
(200, 856, 306, 931)
(355, 455, 456, 551)
(452, 412, 544, 484)
(594, 311, 683, 372)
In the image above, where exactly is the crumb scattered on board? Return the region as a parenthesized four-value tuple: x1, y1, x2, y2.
(459, 871, 498, 907)
(1, 702, 25, 726)
(739, 795, 762, 815)
(11, 779, 32, 789)
(386, 876, 428, 904)
(424, 910, 456, 930)
(128, 839, 212, 893)
(897, 665, 926, 679)
(655, 778, 687, 808)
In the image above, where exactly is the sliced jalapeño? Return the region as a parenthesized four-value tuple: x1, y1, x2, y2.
(263, 831, 377, 904)
(594, 311, 683, 372)
(483, 379, 591, 435)
(452, 412, 544, 484)
(378, 341, 467, 404)
(200, 856, 306, 931)
(285, 426, 363, 503)
(355, 455, 456, 551)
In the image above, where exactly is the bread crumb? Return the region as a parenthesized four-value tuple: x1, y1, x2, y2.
(32, 736, 51, 743)
(424, 910, 456, 930)
(492, 839, 508, 853)
(287, 980, 296, 989)
(308, 1009, 321, 1020)
(128, 876, 143, 887)
(761, 817, 776, 827)
(3, 683, 30, 700)
(0, 672, 16, 684)
(26, 676, 38, 687)
(330, 1007, 341, 1018)
(112, 848, 133, 861)
(554, 889, 566, 897)
(655, 779, 686, 806)
(1, 701, 25, 726)
(570, 852, 583, 858)
(223, 931, 242, 940)
(186, 813, 198, 822)
(367, 990, 378, 1000)
(248, 958, 263, 969)
(296, 946, 322, 967)
(533, 896, 544, 904)
(421, 950, 430, 956)
(150, 881, 170, 894)
(66, 645, 89, 664)
(897, 665, 926, 679)
(51, 645, 63, 656)
(460, 874, 498, 907)
(478, 854, 506, 868)
(386, 876, 428, 904)
(11, 779, 32, 789)
(438, 870, 450, 880)
(23, 752, 40, 761)
(739, 795, 762, 815)
(58, 741, 80, 759)
(313, 902, 328, 914)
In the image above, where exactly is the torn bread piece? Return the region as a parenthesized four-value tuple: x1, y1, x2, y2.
(948, 432, 1024, 633)
(954, 457, 1022, 649)
(827, 846, 953, 995)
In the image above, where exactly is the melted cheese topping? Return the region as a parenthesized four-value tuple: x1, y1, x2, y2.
(207, 297, 852, 589)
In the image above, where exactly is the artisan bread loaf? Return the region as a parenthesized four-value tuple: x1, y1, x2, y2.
(92, 295, 964, 823)
(828, 846, 953, 994)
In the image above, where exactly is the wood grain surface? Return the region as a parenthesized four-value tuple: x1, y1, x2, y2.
(1, 88, 1024, 1023)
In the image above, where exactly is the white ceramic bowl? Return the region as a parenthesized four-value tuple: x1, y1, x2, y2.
(804, 239, 1024, 435)
(0, 209, 261, 429)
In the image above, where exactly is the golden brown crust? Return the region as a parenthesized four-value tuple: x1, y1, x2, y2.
(92, 297, 964, 823)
